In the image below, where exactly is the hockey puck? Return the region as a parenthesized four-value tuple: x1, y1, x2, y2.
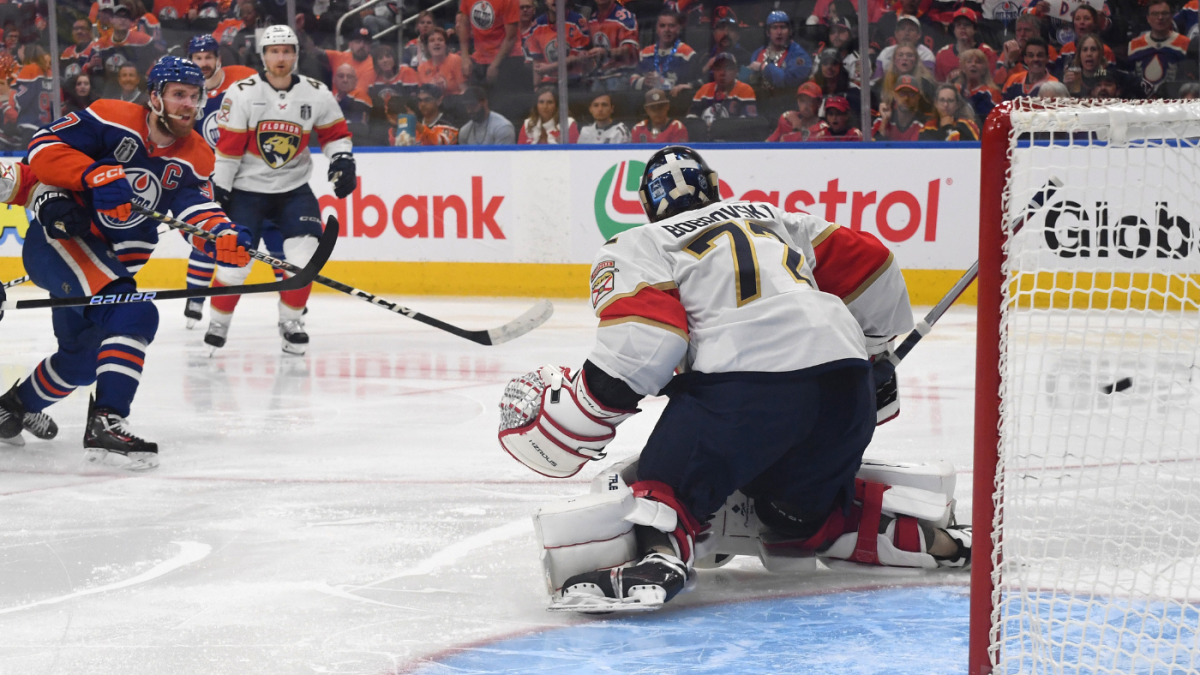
(1101, 377, 1133, 394)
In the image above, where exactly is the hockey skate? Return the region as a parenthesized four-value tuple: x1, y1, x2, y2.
(184, 298, 204, 329)
(551, 552, 689, 613)
(0, 382, 26, 445)
(279, 318, 309, 356)
(83, 398, 159, 471)
(204, 319, 229, 356)
(931, 524, 972, 568)
(23, 410, 58, 441)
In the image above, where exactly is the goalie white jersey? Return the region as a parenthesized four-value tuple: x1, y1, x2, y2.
(213, 74, 353, 194)
(587, 201, 914, 396)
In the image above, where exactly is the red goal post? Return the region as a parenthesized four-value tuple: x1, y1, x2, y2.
(971, 99, 1200, 675)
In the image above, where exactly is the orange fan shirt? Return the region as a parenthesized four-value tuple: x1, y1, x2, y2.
(460, 0, 520, 65)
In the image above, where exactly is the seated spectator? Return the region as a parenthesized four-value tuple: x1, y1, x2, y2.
(1175, 1, 1198, 41)
(404, 11, 436, 68)
(64, 73, 99, 114)
(934, 9, 997, 82)
(766, 81, 824, 141)
(528, 0, 589, 86)
(1179, 82, 1200, 99)
(1061, 35, 1132, 97)
(60, 19, 101, 82)
(586, 0, 639, 92)
(875, 16, 936, 81)
(1127, 0, 1190, 97)
(1037, 81, 1070, 98)
(519, 85, 578, 144)
(459, 86, 516, 145)
(579, 93, 630, 144)
(873, 75, 929, 140)
(700, 7, 753, 78)
(1053, 5, 1115, 76)
(689, 53, 757, 124)
(334, 63, 374, 141)
(632, 9, 700, 107)
(1003, 38, 1058, 100)
(327, 20, 376, 99)
(1089, 71, 1123, 98)
(920, 84, 980, 140)
(631, 88, 689, 142)
(996, 15, 1057, 85)
(418, 28, 466, 95)
(811, 96, 864, 140)
(412, 84, 459, 145)
(748, 11, 813, 94)
(110, 62, 147, 104)
(94, 0, 162, 81)
(953, 48, 1001, 120)
(370, 45, 419, 115)
(813, 48, 852, 97)
(874, 0, 941, 50)
(880, 44, 937, 104)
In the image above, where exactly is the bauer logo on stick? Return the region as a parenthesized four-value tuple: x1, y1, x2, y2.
(255, 120, 303, 169)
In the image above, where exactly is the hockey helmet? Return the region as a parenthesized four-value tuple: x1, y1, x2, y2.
(259, 24, 299, 62)
(187, 34, 220, 56)
(766, 10, 790, 27)
(638, 146, 721, 223)
(147, 55, 206, 99)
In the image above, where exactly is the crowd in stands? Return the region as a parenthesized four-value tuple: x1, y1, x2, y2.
(0, 0, 1198, 147)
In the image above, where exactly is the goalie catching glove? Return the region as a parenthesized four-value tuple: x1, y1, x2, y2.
(498, 365, 638, 478)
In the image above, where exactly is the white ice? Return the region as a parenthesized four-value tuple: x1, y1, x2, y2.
(0, 290, 979, 674)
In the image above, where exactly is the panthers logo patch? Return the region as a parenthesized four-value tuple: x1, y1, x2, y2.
(256, 120, 303, 169)
(470, 0, 496, 30)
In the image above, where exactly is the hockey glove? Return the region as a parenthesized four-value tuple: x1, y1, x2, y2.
(327, 153, 356, 199)
(498, 365, 638, 478)
(34, 189, 92, 240)
(204, 222, 253, 268)
(82, 162, 133, 222)
(213, 185, 233, 211)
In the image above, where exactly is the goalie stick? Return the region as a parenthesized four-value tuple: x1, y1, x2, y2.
(131, 205, 554, 346)
(0, 216, 338, 311)
(873, 177, 1063, 382)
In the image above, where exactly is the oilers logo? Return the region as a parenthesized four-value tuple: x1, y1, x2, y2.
(470, 1, 496, 30)
(256, 120, 303, 169)
(202, 111, 221, 149)
(98, 167, 161, 230)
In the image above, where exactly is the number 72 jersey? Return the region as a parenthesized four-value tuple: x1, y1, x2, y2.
(586, 200, 914, 396)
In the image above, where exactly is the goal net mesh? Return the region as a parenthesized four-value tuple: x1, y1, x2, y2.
(992, 99, 1200, 674)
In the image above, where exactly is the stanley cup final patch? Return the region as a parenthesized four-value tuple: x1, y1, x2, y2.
(256, 120, 304, 169)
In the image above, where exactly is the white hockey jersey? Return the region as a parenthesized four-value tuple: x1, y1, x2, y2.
(213, 73, 353, 194)
(587, 201, 914, 396)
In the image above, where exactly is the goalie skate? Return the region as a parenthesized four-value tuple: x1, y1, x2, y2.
(549, 552, 689, 614)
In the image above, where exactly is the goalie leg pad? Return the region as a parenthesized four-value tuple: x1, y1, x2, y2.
(533, 483, 639, 594)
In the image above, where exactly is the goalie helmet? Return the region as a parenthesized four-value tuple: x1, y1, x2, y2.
(638, 146, 721, 223)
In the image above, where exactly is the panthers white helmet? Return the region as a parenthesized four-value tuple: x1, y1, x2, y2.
(258, 24, 299, 72)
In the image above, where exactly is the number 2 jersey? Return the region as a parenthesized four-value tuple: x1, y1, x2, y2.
(214, 73, 352, 194)
(587, 200, 915, 396)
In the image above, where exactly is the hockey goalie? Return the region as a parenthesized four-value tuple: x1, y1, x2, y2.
(497, 146, 971, 612)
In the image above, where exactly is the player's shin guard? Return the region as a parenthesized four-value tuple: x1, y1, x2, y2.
(278, 235, 317, 317)
(94, 336, 147, 419)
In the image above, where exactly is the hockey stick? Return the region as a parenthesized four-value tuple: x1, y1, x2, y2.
(0, 216, 338, 311)
(132, 205, 554, 346)
(873, 177, 1063, 382)
(3, 275, 28, 288)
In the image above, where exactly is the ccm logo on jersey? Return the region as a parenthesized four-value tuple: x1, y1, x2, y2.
(256, 120, 304, 169)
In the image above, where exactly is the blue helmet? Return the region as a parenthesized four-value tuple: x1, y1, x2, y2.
(639, 146, 721, 223)
(766, 10, 790, 26)
(147, 55, 206, 96)
(187, 34, 220, 56)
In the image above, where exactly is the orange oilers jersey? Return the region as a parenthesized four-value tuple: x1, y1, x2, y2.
(461, 0, 521, 64)
(215, 73, 353, 194)
(586, 201, 913, 396)
(213, 18, 244, 45)
(27, 100, 231, 269)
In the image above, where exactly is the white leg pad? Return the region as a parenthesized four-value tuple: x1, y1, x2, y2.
(533, 473, 639, 594)
(282, 235, 318, 276)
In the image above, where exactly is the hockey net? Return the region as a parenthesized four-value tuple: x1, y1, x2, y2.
(973, 99, 1200, 675)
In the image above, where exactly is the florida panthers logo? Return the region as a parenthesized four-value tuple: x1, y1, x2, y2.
(98, 167, 161, 230)
(256, 120, 303, 169)
(470, 1, 496, 30)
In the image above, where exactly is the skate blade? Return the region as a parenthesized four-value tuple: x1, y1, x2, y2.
(186, 318, 198, 330)
(1, 433, 26, 447)
(84, 448, 160, 471)
(281, 342, 307, 356)
(548, 592, 665, 614)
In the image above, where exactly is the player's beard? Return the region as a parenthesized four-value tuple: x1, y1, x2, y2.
(199, 63, 217, 79)
(155, 109, 195, 139)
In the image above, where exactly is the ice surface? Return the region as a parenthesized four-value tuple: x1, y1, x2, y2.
(0, 290, 979, 674)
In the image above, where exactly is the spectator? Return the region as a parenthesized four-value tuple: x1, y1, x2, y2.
(214, 7, 245, 46)
(1089, 70, 1122, 98)
(1036, 81, 1070, 98)
(131, 0, 164, 47)
(934, 9, 997, 82)
(997, 15, 1057, 84)
(111, 62, 147, 104)
(875, 15, 936, 80)
(230, 1, 263, 67)
(64, 73, 99, 114)
(631, 88, 689, 142)
(813, 48, 852, 97)
(1054, 6, 1115, 76)
(689, 53, 757, 124)
(954, 48, 1001, 120)
(1003, 37, 1058, 100)
(404, 11, 437, 68)
(0, 53, 18, 147)
(748, 11, 813, 93)
(920, 84, 979, 140)
(418, 27, 467, 95)
(370, 44, 419, 115)
(13, 46, 53, 142)
(880, 44, 937, 105)
(578, 93, 630, 143)
(457, 0, 523, 87)
(518, 0, 537, 62)
(1061, 35, 1129, 96)
(327, 21, 376, 99)
(811, 95, 864, 140)
(1175, 1, 1198, 41)
(1179, 82, 1200, 99)
(632, 9, 700, 107)
(388, 96, 420, 146)
(766, 81, 824, 141)
(458, 86, 517, 144)
(60, 19, 101, 82)
(151, 0, 194, 23)
(586, 0, 639, 92)
(874, 0, 939, 49)
(527, 0, 589, 86)
(94, 0, 162, 81)
(810, 0, 888, 27)
(1127, 0, 1190, 97)
(519, 85, 578, 143)
(873, 75, 929, 140)
(334, 63, 374, 141)
(701, 7, 753, 77)
(413, 84, 459, 145)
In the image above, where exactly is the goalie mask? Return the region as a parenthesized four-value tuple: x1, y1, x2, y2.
(638, 145, 721, 223)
